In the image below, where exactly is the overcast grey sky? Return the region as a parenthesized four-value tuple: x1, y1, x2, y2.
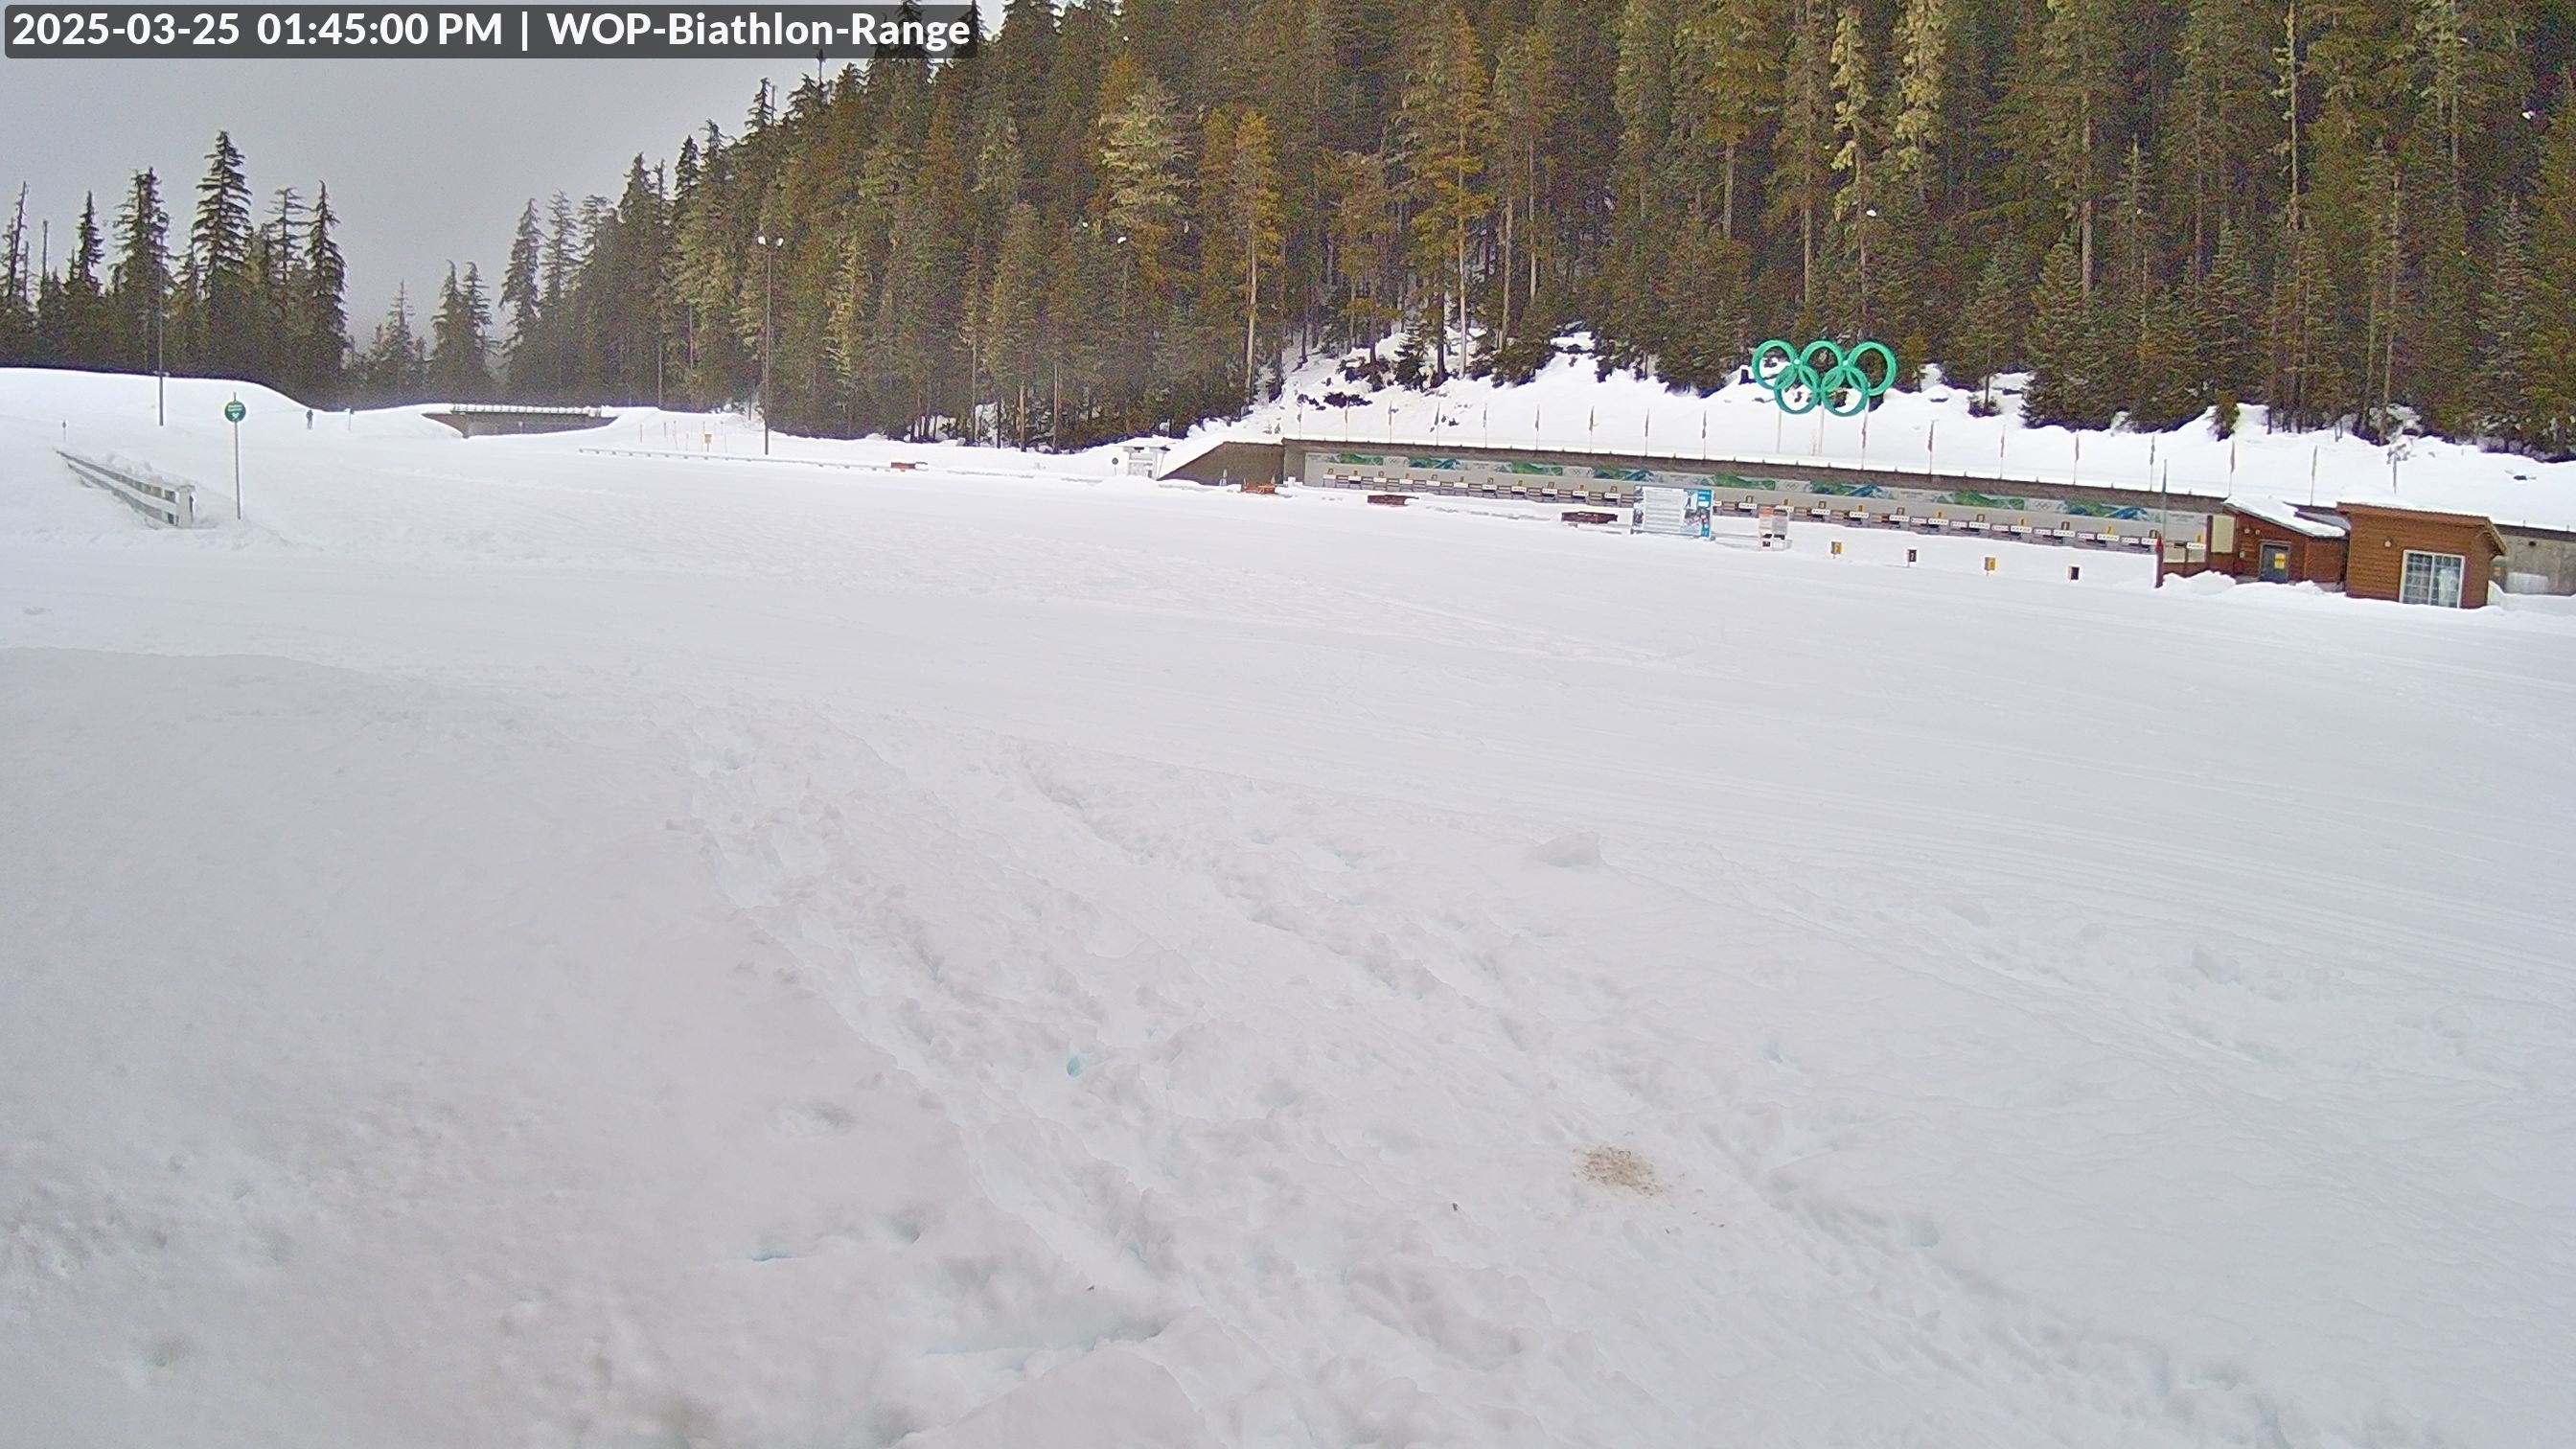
(0, 52, 835, 330)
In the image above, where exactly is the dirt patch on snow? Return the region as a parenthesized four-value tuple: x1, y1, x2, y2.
(1578, 1146, 1663, 1195)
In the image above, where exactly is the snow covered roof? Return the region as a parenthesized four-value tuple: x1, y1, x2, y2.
(2227, 496, 2350, 540)
(2334, 498, 2510, 552)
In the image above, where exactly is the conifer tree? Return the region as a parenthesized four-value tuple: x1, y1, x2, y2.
(984, 201, 1046, 444)
(1596, 0, 1672, 373)
(2022, 235, 2103, 426)
(148, 0, 2538, 458)
(248, 187, 307, 385)
(665, 129, 744, 405)
(823, 222, 873, 405)
(1099, 68, 1184, 302)
(169, 241, 203, 375)
(1868, 181, 1932, 361)
(542, 193, 579, 311)
(190, 130, 256, 378)
(2034, 0, 2120, 291)
(1222, 109, 1286, 403)
(1043, 216, 1107, 447)
(2404, 172, 2475, 437)
(2281, 98, 2373, 429)
(500, 199, 544, 370)
(1888, 0, 1955, 200)
(1953, 242, 2029, 410)
(1487, 28, 1561, 352)
(1329, 150, 1397, 354)
(2475, 200, 2537, 448)
(0, 187, 34, 365)
(1397, 4, 1488, 376)
(2131, 282, 2203, 428)
(2168, 0, 2278, 269)
(2521, 104, 2576, 452)
(892, 90, 972, 433)
(428, 263, 493, 399)
(575, 157, 670, 404)
(878, 174, 961, 436)
(2266, 212, 2325, 430)
(1652, 218, 1753, 391)
(34, 258, 67, 368)
(2103, 141, 2154, 361)
(300, 184, 348, 402)
(2202, 218, 2266, 403)
(1828, 0, 1876, 244)
(108, 170, 170, 375)
(356, 283, 427, 402)
(1765, 0, 1833, 327)
(57, 194, 111, 368)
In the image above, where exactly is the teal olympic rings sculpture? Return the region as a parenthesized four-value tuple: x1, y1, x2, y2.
(1751, 338, 1898, 418)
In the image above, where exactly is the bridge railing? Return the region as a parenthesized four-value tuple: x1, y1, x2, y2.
(57, 450, 201, 528)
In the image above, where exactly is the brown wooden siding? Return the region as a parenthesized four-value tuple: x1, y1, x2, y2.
(2340, 508, 2502, 608)
(2224, 511, 2347, 586)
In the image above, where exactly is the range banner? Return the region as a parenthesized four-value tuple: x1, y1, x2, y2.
(5, 3, 978, 58)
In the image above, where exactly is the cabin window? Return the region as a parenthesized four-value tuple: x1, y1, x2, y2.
(2400, 550, 2465, 607)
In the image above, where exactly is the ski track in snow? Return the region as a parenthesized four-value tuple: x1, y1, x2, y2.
(667, 695, 2562, 1448)
(2, 370, 2572, 1448)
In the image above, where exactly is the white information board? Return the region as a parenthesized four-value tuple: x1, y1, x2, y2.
(1635, 485, 1714, 538)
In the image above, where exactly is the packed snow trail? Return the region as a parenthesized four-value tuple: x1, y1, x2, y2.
(3, 370, 2573, 1448)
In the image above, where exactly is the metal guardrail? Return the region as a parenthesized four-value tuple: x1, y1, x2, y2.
(57, 450, 201, 528)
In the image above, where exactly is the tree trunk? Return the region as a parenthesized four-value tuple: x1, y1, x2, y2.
(1455, 206, 1469, 373)
(1722, 145, 1737, 242)
(1244, 238, 1259, 406)
(1801, 203, 1815, 315)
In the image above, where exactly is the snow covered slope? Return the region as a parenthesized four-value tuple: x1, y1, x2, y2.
(4, 368, 2573, 1449)
(1193, 334, 2576, 532)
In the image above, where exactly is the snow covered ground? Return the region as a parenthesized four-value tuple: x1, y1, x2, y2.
(4, 366, 2574, 1449)
(1193, 334, 2576, 533)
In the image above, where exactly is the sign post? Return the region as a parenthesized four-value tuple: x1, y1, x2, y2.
(224, 396, 245, 518)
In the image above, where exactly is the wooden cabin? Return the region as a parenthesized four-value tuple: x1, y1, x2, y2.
(2334, 502, 2507, 609)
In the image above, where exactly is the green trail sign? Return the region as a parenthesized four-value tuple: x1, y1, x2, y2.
(224, 396, 245, 519)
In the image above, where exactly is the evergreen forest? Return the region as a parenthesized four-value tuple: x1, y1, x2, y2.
(9, 0, 2576, 457)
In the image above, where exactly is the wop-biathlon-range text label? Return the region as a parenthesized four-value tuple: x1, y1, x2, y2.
(3, 4, 978, 58)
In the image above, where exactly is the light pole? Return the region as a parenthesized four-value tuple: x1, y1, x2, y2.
(1109, 232, 1130, 434)
(752, 233, 784, 454)
(1857, 205, 1879, 340)
(153, 273, 166, 426)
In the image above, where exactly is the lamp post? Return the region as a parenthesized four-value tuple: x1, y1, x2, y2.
(1857, 204, 1879, 340)
(752, 233, 784, 455)
(1106, 230, 1131, 434)
(153, 271, 166, 426)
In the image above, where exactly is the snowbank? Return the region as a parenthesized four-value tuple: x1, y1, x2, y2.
(5, 365, 2573, 1449)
